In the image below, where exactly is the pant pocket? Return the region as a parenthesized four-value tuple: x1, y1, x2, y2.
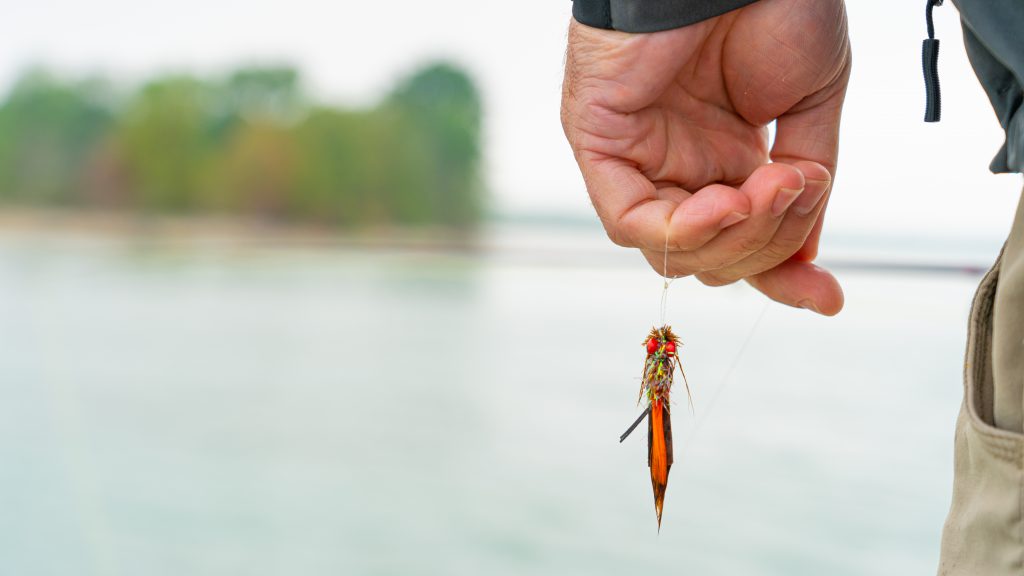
(939, 253, 1024, 575)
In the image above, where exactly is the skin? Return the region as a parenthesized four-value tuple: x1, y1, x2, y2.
(561, 0, 851, 315)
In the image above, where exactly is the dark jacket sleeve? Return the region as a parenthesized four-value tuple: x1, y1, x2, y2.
(955, 0, 1024, 173)
(573, 0, 760, 32)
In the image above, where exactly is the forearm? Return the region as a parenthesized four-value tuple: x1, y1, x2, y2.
(572, 0, 761, 32)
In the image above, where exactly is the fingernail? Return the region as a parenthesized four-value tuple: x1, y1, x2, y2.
(793, 179, 829, 217)
(797, 299, 820, 313)
(718, 211, 749, 229)
(771, 187, 803, 218)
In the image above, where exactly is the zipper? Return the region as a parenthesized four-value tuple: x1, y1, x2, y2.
(923, 0, 943, 122)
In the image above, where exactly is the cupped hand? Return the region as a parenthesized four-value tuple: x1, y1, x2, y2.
(561, 0, 851, 315)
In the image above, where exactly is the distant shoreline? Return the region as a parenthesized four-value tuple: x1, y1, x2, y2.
(0, 206, 482, 252)
(0, 206, 995, 276)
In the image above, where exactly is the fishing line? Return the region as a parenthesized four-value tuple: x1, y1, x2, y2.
(624, 223, 771, 527)
(651, 225, 770, 445)
(659, 228, 676, 325)
(683, 299, 770, 446)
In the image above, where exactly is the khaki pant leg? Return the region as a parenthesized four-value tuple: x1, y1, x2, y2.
(939, 190, 1024, 575)
(993, 192, 1024, 433)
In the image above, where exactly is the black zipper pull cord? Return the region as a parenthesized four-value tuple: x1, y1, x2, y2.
(923, 0, 943, 122)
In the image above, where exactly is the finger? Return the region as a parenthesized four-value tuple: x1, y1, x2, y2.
(667, 184, 751, 251)
(695, 161, 831, 285)
(794, 196, 829, 262)
(746, 259, 845, 316)
(766, 55, 849, 262)
(769, 55, 850, 179)
(639, 185, 752, 275)
(654, 162, 804, 277)
(578, 151, 750, 250)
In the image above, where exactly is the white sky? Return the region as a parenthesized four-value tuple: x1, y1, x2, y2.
(1, 0, 1020, 238)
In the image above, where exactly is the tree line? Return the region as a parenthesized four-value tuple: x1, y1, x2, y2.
(0, 63, 484, 228)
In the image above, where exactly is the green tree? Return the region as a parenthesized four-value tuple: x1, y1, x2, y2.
(385, 62, 484, 227)
(292, 107, 385, 226)
(0, 69, 114, 203)
(113, 75, 222, 212)
(0, 62, 485, 229)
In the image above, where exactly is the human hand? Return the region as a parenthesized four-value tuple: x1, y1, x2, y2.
(561, 0, 851, 314)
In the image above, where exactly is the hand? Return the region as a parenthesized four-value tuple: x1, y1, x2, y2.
(561, 0, 851, 315)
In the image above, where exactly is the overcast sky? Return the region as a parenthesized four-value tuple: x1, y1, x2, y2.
(1, 0, 1020, 238)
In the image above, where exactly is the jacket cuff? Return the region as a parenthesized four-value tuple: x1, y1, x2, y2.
(573, 0, 761, 33)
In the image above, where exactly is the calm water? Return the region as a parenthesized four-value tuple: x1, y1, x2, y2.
(0, 227, 989, 575)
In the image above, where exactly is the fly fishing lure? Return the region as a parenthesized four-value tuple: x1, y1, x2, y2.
(619, 325, 690, 530)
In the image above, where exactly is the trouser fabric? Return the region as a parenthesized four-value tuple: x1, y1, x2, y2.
(939, 190, 1024, 574)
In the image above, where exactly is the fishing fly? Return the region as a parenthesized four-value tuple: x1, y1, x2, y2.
(619, 324, 690, 530)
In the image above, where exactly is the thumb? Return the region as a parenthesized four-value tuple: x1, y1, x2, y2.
(747, 259, 845, 316)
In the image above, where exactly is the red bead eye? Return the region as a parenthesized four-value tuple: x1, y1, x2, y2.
(664, 341, 676, 356)
(646, 338, 658, 354)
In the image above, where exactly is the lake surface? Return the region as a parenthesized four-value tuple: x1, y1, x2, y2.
(0, 225, 994, 575)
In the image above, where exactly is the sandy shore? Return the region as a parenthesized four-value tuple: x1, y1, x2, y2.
(0, 206, 482, 252)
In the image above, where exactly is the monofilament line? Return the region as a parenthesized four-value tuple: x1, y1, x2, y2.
(683, 300, 770, 446)
(659, 227, 676, 325)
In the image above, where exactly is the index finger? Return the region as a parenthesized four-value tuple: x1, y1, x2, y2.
(577, 150, 751, 251)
